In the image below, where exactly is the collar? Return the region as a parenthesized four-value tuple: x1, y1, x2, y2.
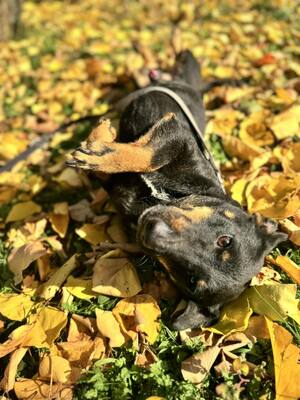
(116, 85, 226, 194)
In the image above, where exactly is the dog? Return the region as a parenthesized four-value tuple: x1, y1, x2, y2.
(67, 50, 287, 330)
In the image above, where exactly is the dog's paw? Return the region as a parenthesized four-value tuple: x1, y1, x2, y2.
(86, 119, 117, 151)
(66, 144, 113, 171)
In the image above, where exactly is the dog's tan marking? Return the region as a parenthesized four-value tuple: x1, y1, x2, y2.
(169, 206, 213, 231)
(69, 113, 176, 174)
(87, 119, 117, 150)
(222, 251, 231, 262)
(71, 144, 154, 173)
(224, 210, 235, 219)
(197, 279, 207, 288)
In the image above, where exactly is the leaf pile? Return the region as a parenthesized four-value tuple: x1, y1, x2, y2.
(0, 0, 300, 399)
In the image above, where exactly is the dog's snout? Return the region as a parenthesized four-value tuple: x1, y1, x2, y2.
(145, 219, 172, 239)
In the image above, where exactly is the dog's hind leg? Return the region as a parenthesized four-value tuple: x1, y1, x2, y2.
(67, 113, 183, 174)
(173, 50, 202, 89)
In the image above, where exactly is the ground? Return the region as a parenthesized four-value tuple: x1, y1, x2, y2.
(0, 1, 300, 399)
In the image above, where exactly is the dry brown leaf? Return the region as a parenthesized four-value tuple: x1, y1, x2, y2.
(244, 315, 270, 340)
(6, 201, 42, 223)
(181, 346, 220, 384)
(8, 241, 47, 284)
(69, 199, 95, 222)
(48, 202, 69, 238)
(107, 214, 128, 243)
(92, 256, 142, 297)
(266, 319, 300, 400)
(38, 254, 78, 300)
(96, 309, 126, 347)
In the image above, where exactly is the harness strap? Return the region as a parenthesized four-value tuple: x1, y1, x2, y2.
(116, 86, 226, 193)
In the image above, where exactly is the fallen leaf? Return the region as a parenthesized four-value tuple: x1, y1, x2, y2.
(0, 293, 34, 321)
(239, 110, 274, 147)
(206, 293, 252, 335)
(55, 167, 84, 188)
(34, 306, 68, 346)
(75, 223, 108, 245)
(96, 309, 126, 347)
(64, 276, 95, 300)
(39, 355, 72, 383)
(92, 256, 142, 297)
(14, 379, 72, 400)
(112, 294, 161, 344)
(8, 241, 47, 284)
(245, 173, 300, 219)
(69, 199, 95, 222)
(266, 319, 300, 400)
(270, 105, 300, 140)
(218, 133, 263, 161)
(0, 347, 27, 392)
(39, 254, 78, 300)
(182, 346, 220, 384)
(246, 284, 300, 325)
(268, 255, 300, 285)
(6, 201, 42, 223)
(48, 202, 69, 238)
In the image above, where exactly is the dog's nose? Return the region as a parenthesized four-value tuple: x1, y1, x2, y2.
(144, 219, 173, 240)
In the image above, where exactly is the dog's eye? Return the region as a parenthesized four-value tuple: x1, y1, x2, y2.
(187, 274, 197, 291)
(216, 235, 233, 248)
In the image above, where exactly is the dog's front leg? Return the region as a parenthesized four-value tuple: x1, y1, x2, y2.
(67, 113, 181, 174)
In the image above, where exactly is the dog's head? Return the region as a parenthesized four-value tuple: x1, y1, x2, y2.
(137, 195, 287, 311)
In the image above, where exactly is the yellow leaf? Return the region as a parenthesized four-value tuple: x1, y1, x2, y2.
(39, 355, 72, 383)
(0, 348, 27, 392)
(95, 309, 126, 347)
(181, 346, 220, 384)
(218, 133, 263, 161)
(239, 111, 274, 147)
(274, 142, 300, 173)
(246, 284, 300, 325)
(34, 306, 68, 346)
(270, 105, 300, 139)
(55, 167, 83, 188)
(65, 276, 95, 300)
(266, 319, 300, 400)
(8, 241, 47, 284)
(6, 201, 42, 223)
(112, 295, 161, 344)
(75, 223, 108, 245)
(49, 202, 69, 238)
(245, 173, 300, 219)
(39, 254, 78, 300)
(92, 256, 142, 297)
(0, 294, 34, 321)
(206, 293, 252, 335)
(7, 218, 47, 248)
(244, 315, 270, 340)
(271, 255, 300, 285)
(14, 378, 73, 400)
(0, 132, 28, 160)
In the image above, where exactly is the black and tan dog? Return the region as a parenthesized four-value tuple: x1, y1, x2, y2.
(67, 51, 287, 330)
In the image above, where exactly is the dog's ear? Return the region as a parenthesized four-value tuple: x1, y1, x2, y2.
(254, 213, 288, 251)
